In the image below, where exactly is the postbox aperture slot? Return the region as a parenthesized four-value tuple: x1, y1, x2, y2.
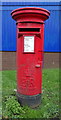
(24, 36, 34, 53)
(19, 28, 40, 32)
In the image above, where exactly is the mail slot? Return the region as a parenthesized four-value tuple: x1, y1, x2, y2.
(19, 28, 40, 32)
(11, 7, 50, 108)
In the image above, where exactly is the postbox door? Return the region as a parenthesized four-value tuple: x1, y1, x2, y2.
(17, 33, 43, 95)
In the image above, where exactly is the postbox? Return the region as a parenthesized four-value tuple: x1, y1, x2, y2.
(11, 7, 50, 108)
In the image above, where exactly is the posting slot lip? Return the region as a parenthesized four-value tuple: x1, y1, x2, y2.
(18, 28, 41, 36)
(18, 29, 41, 38)
(18, 32, 41, 35)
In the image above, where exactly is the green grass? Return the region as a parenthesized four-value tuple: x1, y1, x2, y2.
(1, 69, 59, 119)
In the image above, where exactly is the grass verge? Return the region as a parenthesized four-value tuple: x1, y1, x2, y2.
(1, 69, 59, 119)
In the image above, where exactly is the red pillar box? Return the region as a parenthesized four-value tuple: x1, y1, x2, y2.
(11, 7, 50, 108)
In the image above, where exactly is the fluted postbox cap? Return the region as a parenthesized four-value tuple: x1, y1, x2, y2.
(11, 7, 50, 23)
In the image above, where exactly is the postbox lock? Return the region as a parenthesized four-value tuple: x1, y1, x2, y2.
(35, 64, 41, 68)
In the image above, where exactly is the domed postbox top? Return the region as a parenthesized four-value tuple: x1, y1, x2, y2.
(11, 7, 50, 23)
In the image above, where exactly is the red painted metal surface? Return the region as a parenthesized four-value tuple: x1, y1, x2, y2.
(11, 7, 50, 96)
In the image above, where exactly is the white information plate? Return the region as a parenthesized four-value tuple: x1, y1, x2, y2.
(24, 36, 34, 53)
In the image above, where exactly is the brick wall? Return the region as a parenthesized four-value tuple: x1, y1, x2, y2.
(0, 52, 59, 71)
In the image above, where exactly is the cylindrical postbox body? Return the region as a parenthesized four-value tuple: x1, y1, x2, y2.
(11, 7, 50, 108)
